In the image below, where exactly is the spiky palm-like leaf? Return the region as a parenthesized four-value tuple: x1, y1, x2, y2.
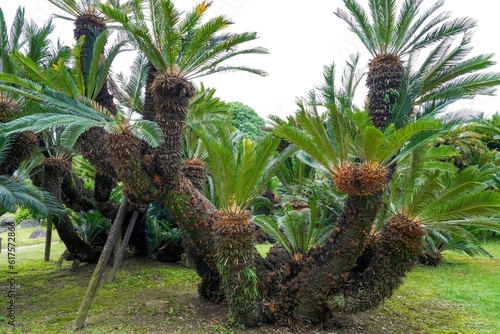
(335, 0, 476, 57)
(0, 138, 63, 216)
(274, 96, 442, 176)
(99, 0, 268, 79)
(113, 51, 149, 114)
(0, 74, 164, 149)
(253, 192, 332, 258)
(183, 84, 230, 161)
(0, 7, 25, 74)
(195, 126, 294, 213)
(386, 145, 500, 231)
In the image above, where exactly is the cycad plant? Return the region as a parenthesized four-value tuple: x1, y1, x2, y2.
(99, 0, 268, 189)
(253, 191, 333, 262)
(385, 150, 500, 266)
(272, 86, 442, 321)
(335, 0, 477, 129)
(196, 125, 293, 326)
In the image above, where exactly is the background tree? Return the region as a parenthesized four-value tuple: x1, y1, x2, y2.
(228, 101, 265, 141)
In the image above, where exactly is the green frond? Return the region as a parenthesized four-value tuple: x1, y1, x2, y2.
(406, 17, 477, 55)
(11, 50, 50, 85)
(1, 113, 102, 136)
(100, 0, 266, 78)
(0, 175, 63, 217)
(115, 51, 148, 113)
(234, 135, 282, 210)
(273, 113, 336, 174)
(9, 6, 25, 51)
(195, 126, 236, 210)
(379, 119, 442, 165)
(128, 119, 165, 148)
(420, 190, 500, 224)
(336, 0, 377, 55)
(252, 215, 293, 255)
(47, 0, 82, 18)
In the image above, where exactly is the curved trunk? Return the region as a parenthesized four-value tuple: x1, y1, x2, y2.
(328, 215, 425, 313)
(39, 158, 101, 263)
(264, 193, 384, 325)
(165, 178, 218, 275)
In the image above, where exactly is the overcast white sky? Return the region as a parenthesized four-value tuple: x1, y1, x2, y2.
(2, 0, 499, 119)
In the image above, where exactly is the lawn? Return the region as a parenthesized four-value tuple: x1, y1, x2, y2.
(0, 240, 498, 333)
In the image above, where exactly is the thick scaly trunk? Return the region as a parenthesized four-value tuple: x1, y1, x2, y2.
(150, 73, 194, 189)
(142, 65, 158, 122)
(264, 193, 383, 325)
(181, 158, 207, 192)
(39, 158, 101, 263)
(366, 53, 403, 130)
(0, 132, 38, 175)
(165, 178, 223, 301)
(215, 210, 262, 327)
(105, 130, 159, 206)
(328, 215, 425, 313)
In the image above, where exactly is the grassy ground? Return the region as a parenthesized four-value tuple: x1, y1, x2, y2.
(0, 240, 498, 333)
(0, 224, 61, 249)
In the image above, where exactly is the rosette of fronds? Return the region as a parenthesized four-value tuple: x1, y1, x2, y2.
(196, 127, 294, 215)
(253, 192, 333, 261)
(0, 72, 164, 148)
(99, 0, 268, 79)
(335, 0, 478, 129)
(273, 93, 442, 196)
(195, 126, 293, 326)
(383, 145, 500, 263)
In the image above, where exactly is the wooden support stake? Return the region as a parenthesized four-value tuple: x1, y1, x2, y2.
(44, 217, 53, 261)
(74, 199, 129, 330)
(107, 211, 139, 283)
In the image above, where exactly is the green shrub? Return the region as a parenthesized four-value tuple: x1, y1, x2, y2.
(14, 206, 33, 224)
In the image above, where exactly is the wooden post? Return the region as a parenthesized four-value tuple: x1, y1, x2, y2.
(74, 199, 129, 330)
(44, 217, 53, 261)
(107, 211, 139, 283)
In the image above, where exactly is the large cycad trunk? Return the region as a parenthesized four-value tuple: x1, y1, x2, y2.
(366, 53, 403, 130)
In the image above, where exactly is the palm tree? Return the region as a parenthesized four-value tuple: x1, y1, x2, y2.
(335, 0, 477, 129)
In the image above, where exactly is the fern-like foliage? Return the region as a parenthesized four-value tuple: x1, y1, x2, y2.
(99, 0, 268, 79)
